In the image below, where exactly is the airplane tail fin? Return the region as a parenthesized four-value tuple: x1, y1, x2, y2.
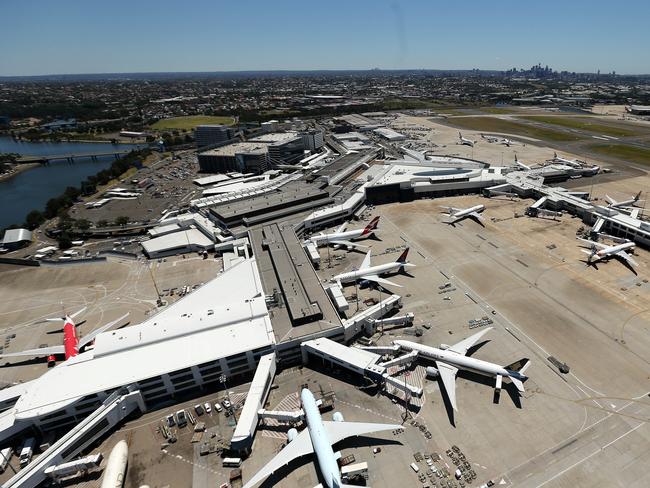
(396, 247, 410, 263)
(634, 191, 642, 202)
(361, 216, 380, 236)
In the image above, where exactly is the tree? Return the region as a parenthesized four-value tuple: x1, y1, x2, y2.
(75, 219, 91, 232)
(115, 216, 129, 227)
(97, 219, 109, 228)
(24, 210, 45, 230)
(57, 233, 72, 250)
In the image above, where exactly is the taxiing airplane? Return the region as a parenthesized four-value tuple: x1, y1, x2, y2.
(242, 388, 401, 488)
(458, 132, 475, 147)
(394, 328, 530, 411)
(307, 217, 379, 250)
(332, 248, 414, 288)
(0, 309, 129, 366)
(605, 191, 644, 209)
(441, 204, 485, 226)
(577, 238, 637, 268)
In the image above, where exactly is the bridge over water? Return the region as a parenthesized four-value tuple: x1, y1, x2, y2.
(17, 148, 137, 164)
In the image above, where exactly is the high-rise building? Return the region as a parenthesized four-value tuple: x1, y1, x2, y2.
(299, 130, 324, 152)
(195, 125, 234, 148)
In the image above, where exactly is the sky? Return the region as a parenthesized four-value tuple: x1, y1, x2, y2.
(1, 0, 649, 76)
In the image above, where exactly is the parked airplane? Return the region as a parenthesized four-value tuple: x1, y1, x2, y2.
(500, 137, 514, 147)
(440, 204, 485, 226)
(514, 154, 532, 171)
(0, 309, 129, 366)
(605, 191, 644, 209)
(552, 151, 582, 168)
(242, 388, 401, 488)
(458, 132, 475, 147)
(332, 248, 414, 288)
(307, 217, 379, 250)
(481, 134, 499, 143)
(577, 238, 637, 268)
(394, 328, 530, 411)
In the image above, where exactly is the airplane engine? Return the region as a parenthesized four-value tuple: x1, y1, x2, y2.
(425, 366, 439, 379)
(332, 412, 344, 422)
(47, 355, 57, 367)
(439, 343, 450, 350)
(287, 428, 298, 442)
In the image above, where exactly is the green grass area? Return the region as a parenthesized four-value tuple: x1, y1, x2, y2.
(151, 115, 235, 131)
(590, 144, 650, 167)
(479, 107, 525, 115)
(521, 116, 640, 138)
(446, 116, 581, 142)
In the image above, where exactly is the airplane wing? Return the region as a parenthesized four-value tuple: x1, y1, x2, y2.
(576, 238, 607, 250)
(45, 306, 87, 322)
(78, 313, 129, 348)
(436, 362, 459, 411)
(469, 212, 484, 221)
(322, 420, 402, 445)
(604, 195, 617, 206)
(330, 239, 367, 250)
(440, 206, 460, 214)
(359, 250, 372, 270)
(362, 275, 402, 288)
(335, 222, 347, 234)
(241, 429, 314, 488)
(616, 250, 638, 267)
(1, 344, 65, 359)
(448, 327, 492, 355)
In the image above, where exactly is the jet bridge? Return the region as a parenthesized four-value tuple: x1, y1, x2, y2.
(4, 386, 144, 488)
(301, 338, 422, 397)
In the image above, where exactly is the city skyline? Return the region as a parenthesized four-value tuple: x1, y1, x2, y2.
(1, 0, 650, 76)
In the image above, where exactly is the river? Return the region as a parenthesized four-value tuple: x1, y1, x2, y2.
(0, 137, 144, 230)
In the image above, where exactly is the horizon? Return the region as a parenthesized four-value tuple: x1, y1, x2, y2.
(2, 0, 649, 77)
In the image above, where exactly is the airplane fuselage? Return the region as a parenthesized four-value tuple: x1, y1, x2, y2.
(394, 340, 523, 381)
(301, 389, 341, 488)
(62, 317, 79, 360)
(334, 262, 411, 284)
(452, 205, 485, 219)
(596, 241, 635, 259)
(310, 228, 369, 246)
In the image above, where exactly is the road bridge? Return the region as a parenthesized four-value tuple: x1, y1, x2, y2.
(18, 149, 137, 164)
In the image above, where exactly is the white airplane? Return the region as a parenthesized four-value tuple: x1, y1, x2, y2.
(552, 151, 582, 168)
(481, 134, 499, 143)
(332, 248, 414, 288)
(458, 132, 475, 147)
(605, 191, 644, 209)
(577, 238, 637, 268)
(242, 388, 401, 488)
(307, 216, 379, 250)
(440, 204, 485, 226)
(514, 154, 532, 171)
(394, 328, 530, 411)
(500, 137, 514, 147)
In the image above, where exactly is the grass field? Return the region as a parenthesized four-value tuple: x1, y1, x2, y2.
(446, 116, 581, 142)
(590, 144, 650, 166)
(521, 116, 640, 138)
(151, 115, 235, 130)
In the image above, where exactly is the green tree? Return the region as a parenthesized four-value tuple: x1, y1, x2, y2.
(24, 210, 45, 230)
(75, 219, 91, 232)
(57, 232, 72, 250)
(97, 219, 109, 228)
(115, 216, 129, 227)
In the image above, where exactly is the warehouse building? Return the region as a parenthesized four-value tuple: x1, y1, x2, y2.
(2, 228, 32, 250)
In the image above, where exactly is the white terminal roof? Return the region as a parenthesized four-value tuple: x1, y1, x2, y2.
(141, 228, 214, 254)
(193, 174, 232, 186)
(2, 228, 32, 244)
(370, 162, 503, 187)
(13, 258, 274, 420)
(373, 127, 407, 141)
(249, 132, 299, 143)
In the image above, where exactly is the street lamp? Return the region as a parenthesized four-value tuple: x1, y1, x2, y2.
(219, 374, 237, 422)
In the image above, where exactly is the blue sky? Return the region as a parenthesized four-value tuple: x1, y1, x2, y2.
(1, 0, 649, 76)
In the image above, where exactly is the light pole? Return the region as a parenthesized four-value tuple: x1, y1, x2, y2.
(219, 374, 237, 422)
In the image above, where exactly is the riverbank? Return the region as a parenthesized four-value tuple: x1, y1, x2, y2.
(0, 162, 40, 183)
